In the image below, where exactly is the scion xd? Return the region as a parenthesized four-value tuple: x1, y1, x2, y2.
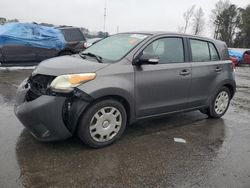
(15, 32, 236, 148)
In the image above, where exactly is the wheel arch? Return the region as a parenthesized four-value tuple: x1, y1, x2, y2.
(205, 80, 236, 106)
(223, 83, 235, 99)
(70, 92, 135, 135)
(89, 95, 132, 124)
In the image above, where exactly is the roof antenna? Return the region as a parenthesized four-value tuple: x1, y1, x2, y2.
(103, 0, 107, 32)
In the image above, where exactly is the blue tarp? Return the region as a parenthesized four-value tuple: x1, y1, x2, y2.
(228, 49, 243, 62)
(0, 23, 65, 50)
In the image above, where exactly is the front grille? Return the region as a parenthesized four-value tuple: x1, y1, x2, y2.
(25, 74, 55, 102)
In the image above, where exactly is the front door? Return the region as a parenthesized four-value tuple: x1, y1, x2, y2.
(135, 37, 191, 118)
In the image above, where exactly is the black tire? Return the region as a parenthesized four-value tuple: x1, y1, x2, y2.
(199, 108, 208, 115)
(206, 87, 231, 118)
(77, 99, 127, 148)
(58, 51, 73, 56)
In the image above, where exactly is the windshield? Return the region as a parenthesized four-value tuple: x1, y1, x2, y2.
(82, 33, 149, 62)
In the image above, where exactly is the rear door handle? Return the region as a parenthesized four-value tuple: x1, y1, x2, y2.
(215, 67, 222, 72)
(180, 69, 190, 76)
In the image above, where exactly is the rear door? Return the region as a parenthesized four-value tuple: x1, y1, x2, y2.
(135, 36, 192, 117)
(187, 38, 224, 107)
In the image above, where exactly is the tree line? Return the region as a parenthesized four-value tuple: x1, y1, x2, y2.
(179, 0, 250, 48)
(0, 17, 109, 38)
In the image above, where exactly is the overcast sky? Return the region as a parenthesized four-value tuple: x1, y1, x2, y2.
(1, 0, 249, 36)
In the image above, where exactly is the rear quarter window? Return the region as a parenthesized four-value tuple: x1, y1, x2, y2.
(61, 28, 85, 42)
(209, 43, 220, 61)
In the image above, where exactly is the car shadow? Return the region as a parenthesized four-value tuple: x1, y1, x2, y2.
(15, 110, 226, 187)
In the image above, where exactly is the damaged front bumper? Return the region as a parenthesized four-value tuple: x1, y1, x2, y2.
(14, 75, 92, 141)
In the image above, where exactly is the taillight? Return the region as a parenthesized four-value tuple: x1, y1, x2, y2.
(229, 57, 236, 72)
(231, 60, 236, 72)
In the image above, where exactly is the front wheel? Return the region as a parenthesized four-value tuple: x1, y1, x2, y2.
(205, 87, 231, 118)
(77, 99, 127, 148)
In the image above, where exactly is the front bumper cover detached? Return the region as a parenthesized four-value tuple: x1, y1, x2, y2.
(14, 77, 91, 141)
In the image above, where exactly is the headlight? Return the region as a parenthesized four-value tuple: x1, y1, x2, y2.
(50, 73, 96, 93)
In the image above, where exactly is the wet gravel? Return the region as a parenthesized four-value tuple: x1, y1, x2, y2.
(0, 66, 250, 188)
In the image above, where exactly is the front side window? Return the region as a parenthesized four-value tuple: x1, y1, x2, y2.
(142, 37, 184, 63)
(83, 33, 149, 62)
(190, 39, 210, 62)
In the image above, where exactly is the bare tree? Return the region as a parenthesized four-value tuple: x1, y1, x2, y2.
(0, 17, 7, 25)
(177, 26, 184, 33)
(183, 5, 196, 33)
(192, 7, 205, 35)
(210, 0, 230, 38)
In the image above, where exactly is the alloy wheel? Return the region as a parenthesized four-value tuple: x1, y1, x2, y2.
(214, 91, 229, 115)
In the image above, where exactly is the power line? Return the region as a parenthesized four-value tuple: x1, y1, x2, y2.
(103, 0, 107, 32)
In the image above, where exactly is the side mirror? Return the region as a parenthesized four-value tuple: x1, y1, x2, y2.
(133, 54, 159, 65)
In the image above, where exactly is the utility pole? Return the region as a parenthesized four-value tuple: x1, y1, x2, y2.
(103, 0, 107, 32)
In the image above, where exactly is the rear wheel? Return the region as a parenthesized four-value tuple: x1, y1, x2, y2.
(202, 87, 231, 118)
(77, 99, 127, 148)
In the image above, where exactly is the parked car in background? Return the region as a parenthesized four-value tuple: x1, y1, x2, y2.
(243, 50, 250, 65)
(84, 38, 102, 48)
(0, 23, 86, 66)
(229, 48, 250, 66)
(15, 32, 236, 148)
(58, 26, 87, 54)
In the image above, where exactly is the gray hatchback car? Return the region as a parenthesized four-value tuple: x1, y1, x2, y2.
(15, 32, 236, 148)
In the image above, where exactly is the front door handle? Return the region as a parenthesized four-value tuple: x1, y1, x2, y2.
(180, 69, 190, 76)
(215, 67, 222, 72)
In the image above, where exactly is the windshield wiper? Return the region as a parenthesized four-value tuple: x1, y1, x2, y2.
(80, 52, 103, 63)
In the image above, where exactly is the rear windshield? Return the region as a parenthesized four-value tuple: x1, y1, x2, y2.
(60, 28, 85, 42)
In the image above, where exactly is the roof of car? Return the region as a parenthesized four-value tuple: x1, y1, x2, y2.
(120, 31, 225, 44)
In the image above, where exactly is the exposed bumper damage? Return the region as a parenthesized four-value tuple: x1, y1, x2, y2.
(14, 74, 93, 141)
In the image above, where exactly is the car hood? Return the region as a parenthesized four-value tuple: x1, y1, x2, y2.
(34, 55, 109, 76)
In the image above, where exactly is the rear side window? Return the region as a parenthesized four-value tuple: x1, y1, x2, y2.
(209, 43, 220, 61)
(142, 37, 184, 63)
(190, 39, 210, 62)
(61, 29, 85, 42)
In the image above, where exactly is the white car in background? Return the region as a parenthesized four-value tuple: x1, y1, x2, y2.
(84, 38, 102, 48)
